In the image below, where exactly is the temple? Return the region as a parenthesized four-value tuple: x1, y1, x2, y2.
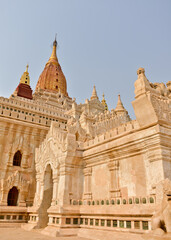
(0, 39, 171, 239)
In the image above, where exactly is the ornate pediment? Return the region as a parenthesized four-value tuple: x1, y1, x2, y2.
(1, 170, 30, 191)
(35, 121, 77, 174)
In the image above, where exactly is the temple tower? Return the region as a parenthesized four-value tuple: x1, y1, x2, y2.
(13, 64, 33, 99)
(35, 38, 68, 96)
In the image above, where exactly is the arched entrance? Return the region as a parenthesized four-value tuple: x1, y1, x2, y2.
(38, 164, 53, 228)
(7, 187, 19, 206)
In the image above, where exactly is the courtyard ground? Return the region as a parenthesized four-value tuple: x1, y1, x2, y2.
(0, 227, 90, 240)
(0, 227, 143, 240)
(0, 227, 171, 240)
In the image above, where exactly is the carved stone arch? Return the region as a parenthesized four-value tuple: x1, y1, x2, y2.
(44, 161, 54, 177)
(42, 140, 59, 169)
(5, 171, 30, 193)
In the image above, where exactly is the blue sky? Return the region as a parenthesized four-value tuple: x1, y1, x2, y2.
(0, 0, 171, 118)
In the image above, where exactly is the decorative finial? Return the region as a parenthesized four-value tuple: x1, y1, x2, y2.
(47, 36, 58, 66)
(90, 85, 99, 100)
(101, 93, 108, 110)
(137, 67, 145, 76)
(115, 94, 126, 112)
(19, 65, 30, 86)
(25, 64, 29, 73)
(53, 33, 57, 47)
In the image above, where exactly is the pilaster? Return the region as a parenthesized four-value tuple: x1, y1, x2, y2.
(83, 167, 92, 200)
(108, 160, 121, 198)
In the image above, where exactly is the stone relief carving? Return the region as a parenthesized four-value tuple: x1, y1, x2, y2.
(35, 121, 78, 176)
(151, 179, 171, 234)
(1, 170, 30, 191)
(67, 116, 87, 142)
(151, 94, 171, 121)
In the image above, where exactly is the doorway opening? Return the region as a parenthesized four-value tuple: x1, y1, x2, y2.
(7, 187, 19, 206)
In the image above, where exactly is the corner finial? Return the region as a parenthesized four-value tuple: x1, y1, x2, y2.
(90, 85, 99, 100)
(101, 93, 108, 110)
(137, 67, 145, 76)
(115, 94, 126, 112)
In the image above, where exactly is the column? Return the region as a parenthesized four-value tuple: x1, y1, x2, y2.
(18, 190, 27, 207)
(57, 165, 72, 205)
(5, 123, 15, 167)
(33, 176, 41, 207)
(21, 127, 31, 168)
(0, 185, 8, 206)
(51, 174, 59, 206)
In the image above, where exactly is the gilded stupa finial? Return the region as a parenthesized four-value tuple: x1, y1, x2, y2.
(47, 36, 58, 66)
(101, 93, 108, 110)
(20, 64, 30, 86)
(53, 33, 57, 47)
(25, 64, 29, 73)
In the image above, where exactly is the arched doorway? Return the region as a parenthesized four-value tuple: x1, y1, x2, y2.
(38, 164, 53, 228)
(7, 187, 19, 206)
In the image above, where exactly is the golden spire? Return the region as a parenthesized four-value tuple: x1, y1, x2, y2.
(90, 85, 99, 100)
(35, 38, 68, 96)
(20, 64, 30, 85)
(25, 64, 29, 72)
(101, 93, 108, 110)
(46, 37, 58, 66)
(115, 94, 126, 112)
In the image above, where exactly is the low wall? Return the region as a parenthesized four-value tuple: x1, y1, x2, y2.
(0, 206, 28, 224)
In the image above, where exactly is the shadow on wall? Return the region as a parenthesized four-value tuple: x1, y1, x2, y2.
(37, 164, 53, 228)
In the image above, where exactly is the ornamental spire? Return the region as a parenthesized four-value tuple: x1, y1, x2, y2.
(19, 64, 30, 86)
(25, 64, 29, 73)
(101, 93, 108, 110)
(47, 37, 58, 66)
(115, 94, 126, 113)
(12, 64, 33, 99)
(90, 85, 99, 100)
(35, 39, 68, 96)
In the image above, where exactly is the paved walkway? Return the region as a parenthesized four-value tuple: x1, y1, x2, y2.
(0, 227, 170, 240)
(0, 228, 89, 240)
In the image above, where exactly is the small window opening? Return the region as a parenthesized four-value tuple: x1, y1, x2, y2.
(13, 151, 22, 166)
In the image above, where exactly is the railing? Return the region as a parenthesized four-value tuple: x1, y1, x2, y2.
(28, 213, 151, 233)
(0, 207, 28, 223)
(70, 196, 156, 206)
